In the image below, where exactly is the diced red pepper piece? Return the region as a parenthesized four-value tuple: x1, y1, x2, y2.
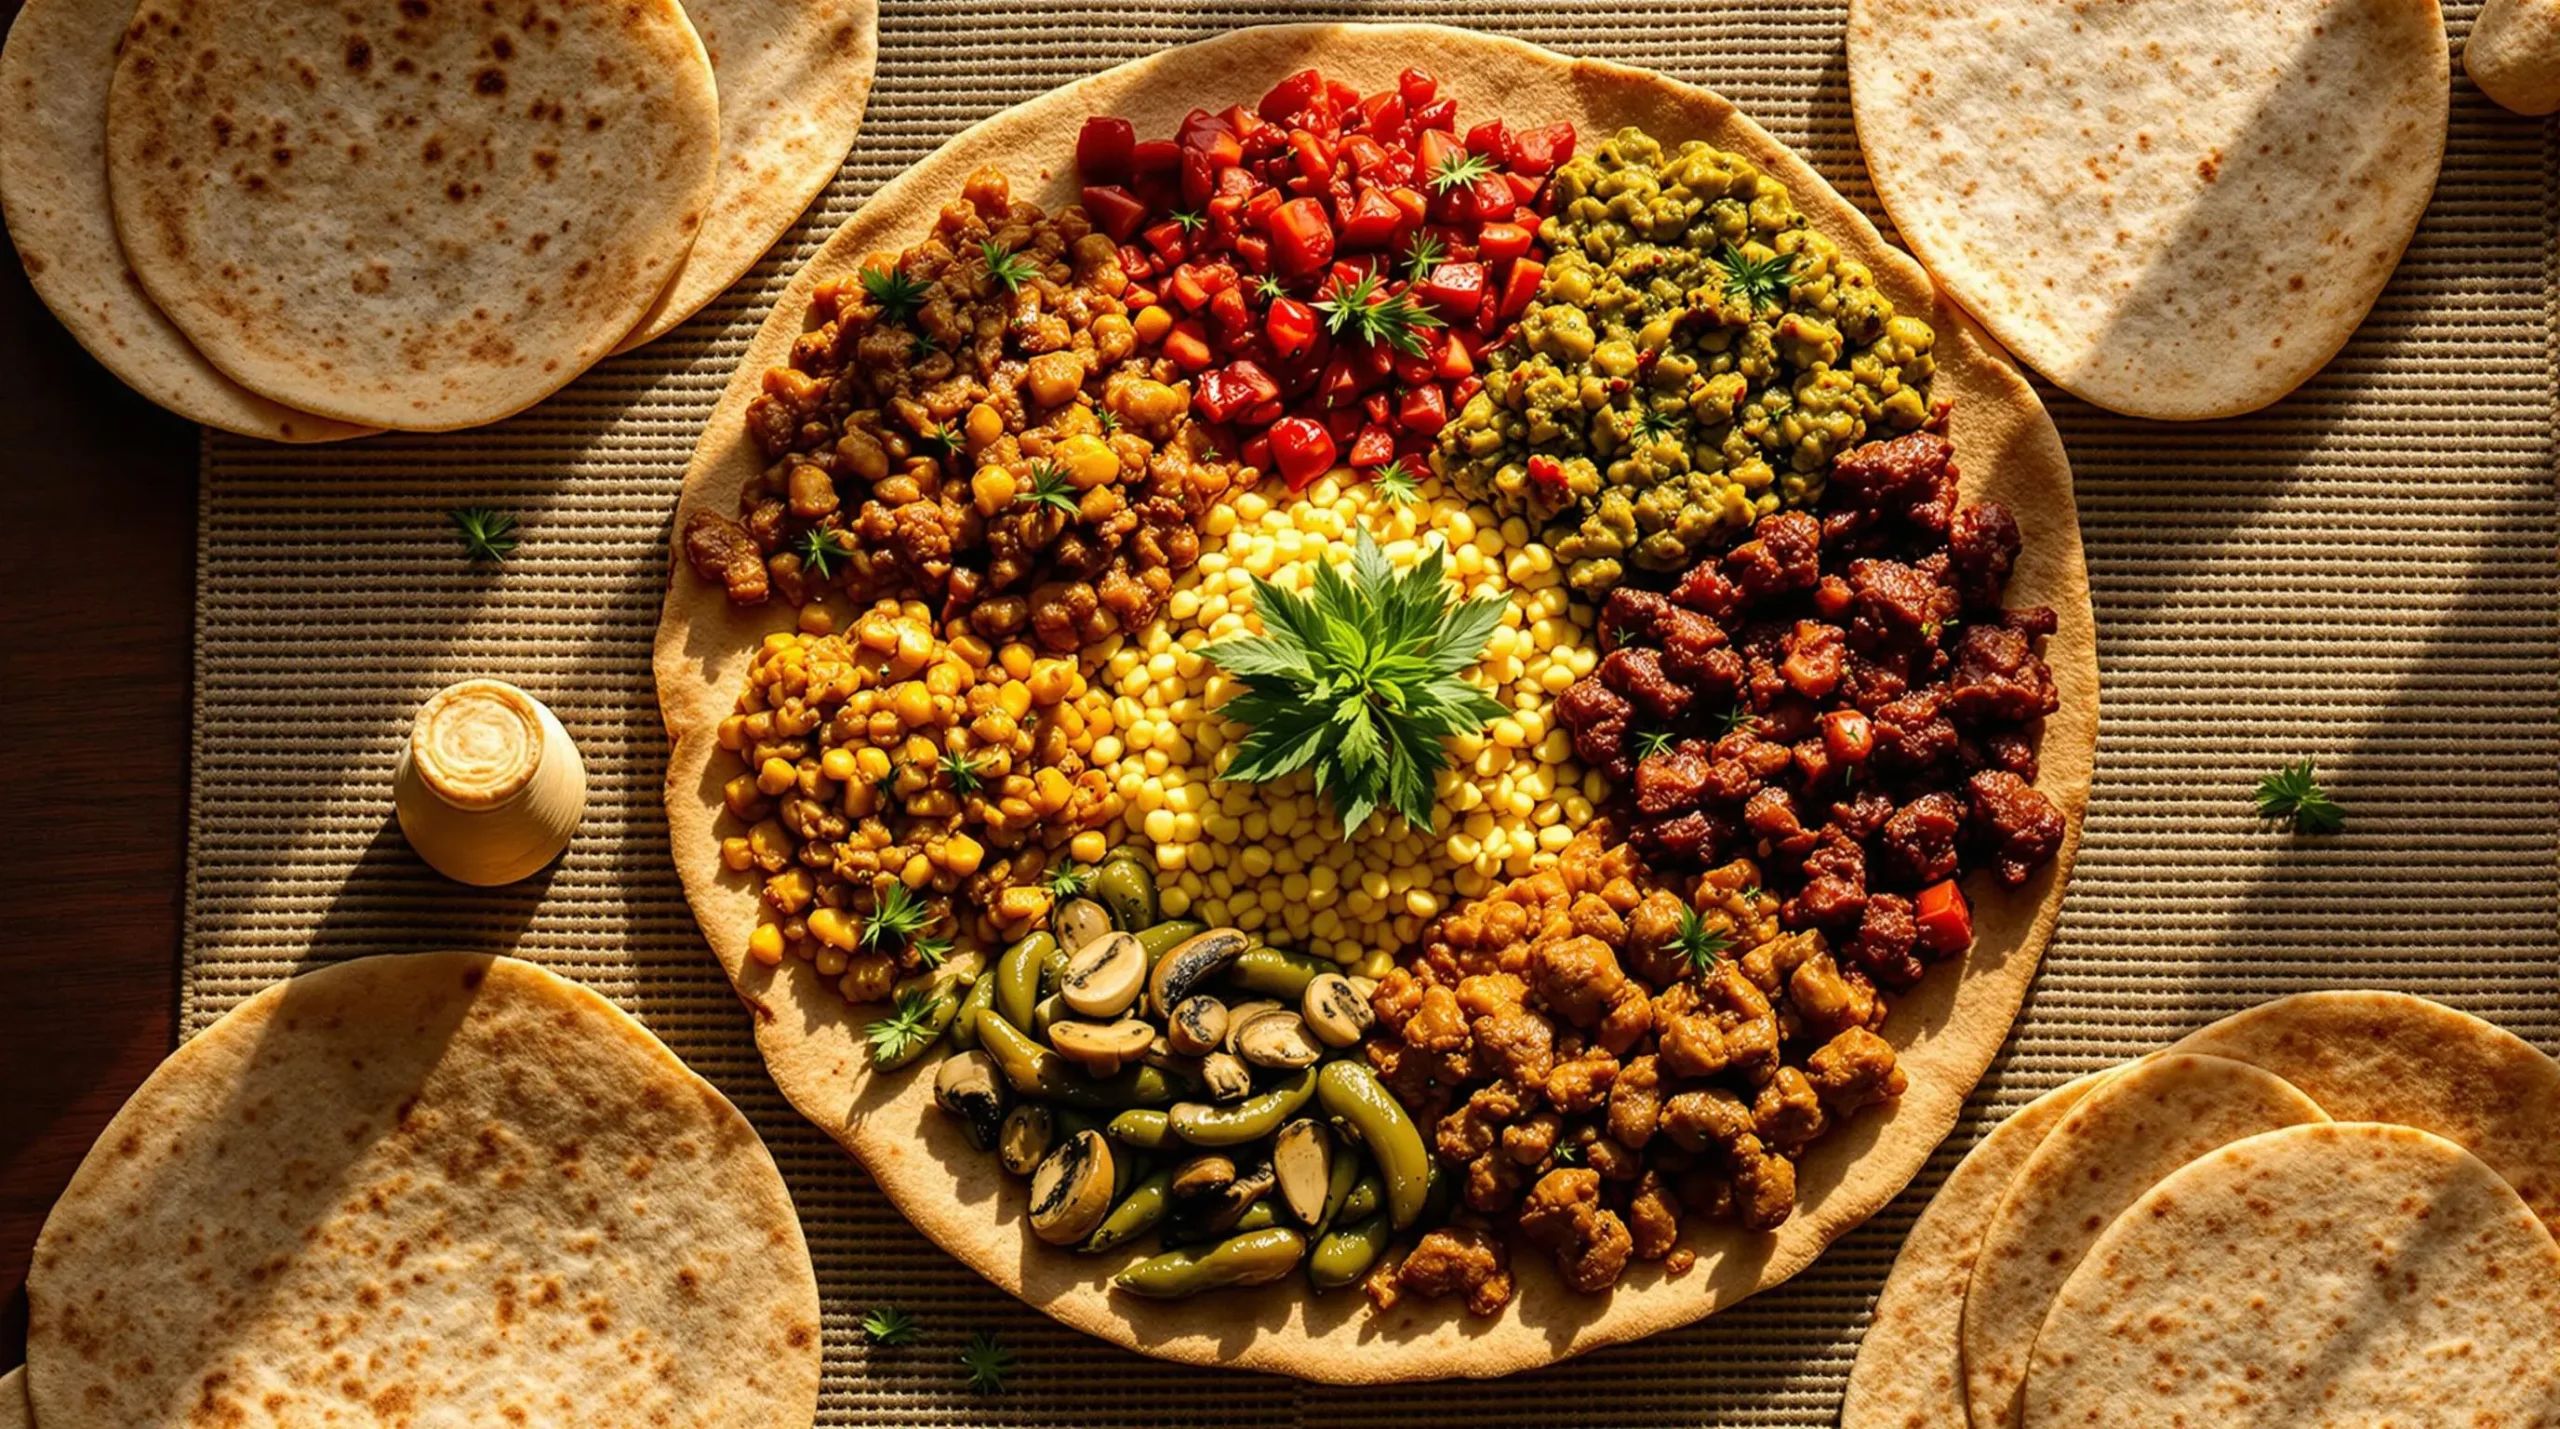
(1266, 297, 1318, 358)
(1412, 96, 1456, 132)
(1267, 197, 1336, 277)
(1339, 134, 1393, 178)
(1164, 319, 1214, 372)
(1166, 264, 1212, 312)
(1325, 79, 1361, 116)
(1181, 146, 1216, 209)
(1914, 879, 1973, 953)
(1289, 130, 1335, 185)
(1397, 67, 1438, 111)
(1453, 375, 1483, 407)
(1476, 221, 1534, 265)
(1241, 433, 1273, 472)
(1142, 219, 1190, 263)
(1466, 172, 1518, 223)
(1386, 186, 1428, 226)
(1210, 285, 1251, 333)
(1510, 122, 1575, 176)
(1392, 346, 1437, 387)
(1222, 105, 1267, 144)
(1268, 414, 1337, 489)
(1243, 186, 1283, 227)
(1348, 423, 1397, 467)
(1434, 331, 1474, 380)
(1362, 390, 1393, 425)
(1498, 258, 1544, 318)
(1082, 184, 1148, 243)
(1234, 233, 1271, 271)
(1078, 117, 1136, 183)
(1503, 171, 1542, 206)
(1527, 453, 1567, 493)
(1259, 69, 1327, 124)
(1318, 355, 1362, 407)
(1415, 128, 1466, 183)
(1357, 90, 1406, 138)
(1416, 260, 1488, 319)
(1339, 187, 1405, 250)
(1131, 138, 1181, 175)
(1464, 119, 1510, 160)
(1194, 360, 1281, 423)
(1397, 383, 1448, 435)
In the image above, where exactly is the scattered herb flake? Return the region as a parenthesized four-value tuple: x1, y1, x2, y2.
(1016, 461, 1081, 518)
(1400, 231, 1448, 284)
(861, 1306, 919, 1346)
(1430, 150, 1496, 194)
(1635, 728, 1676, 759)
(1313, 270, 1444, 358)
(982, 240, 1041, 295)
(1672, 905, 1731, 977)
(1713, 243, 1796, 314)
(864, 987, 939, 1069)
(861, 881, 932, 953)
(940, 749, 986, 796)
(1371, 458, 1422, 507)
(2255, 759, 2344, 833)
(1042, 862, 1092, 899)
(860, 264, 932, 322)
(1170, 209, 1206, 233)
(447, 507, 518, 563)
(960, 1331, 1014, 1395)
(797, 527, 852, 581)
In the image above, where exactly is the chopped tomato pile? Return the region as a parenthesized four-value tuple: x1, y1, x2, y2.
(1077, 67, 1572, 489)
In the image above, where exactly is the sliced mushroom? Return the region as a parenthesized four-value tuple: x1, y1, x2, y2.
(1272, 1118, 1334, 1225)
(1055, 896, 1114, 953)
(1301, 973, 1375, 1048)
(1199, 1158, 1276, 1234)
(1028, 1129, 1116, 1245)
(998, 1102, 1053, 1177)
(1167, 994, 1227, 1056)
(933, 1050, 1008, 1151)
(1221, 1000, 1284, 1056)
(1234, 1009, 1323, 1070)
(1169, 1153, 1237, 1202)
(1047, 1016, 1156, 1078)
(1199, 1050, 1255, 1102)
(1059, 930, 1146, 1018)
(1147, 927, 1252, 1016)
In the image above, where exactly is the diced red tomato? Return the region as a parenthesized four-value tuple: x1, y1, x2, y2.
(1362, 390, 1393, 425)
(1434, 331, 1473, 380)
(1289, 130, 1335, 184)
(1267, 197, 1336, 276)
(1209, 284, 1250, 333)
(1339, 134, 1392, 178)
(1476, 222, 1534, 264)
(1164, 319, 1214, 372)
(1338, 187, 1405, 250)
(1268, 415, 1337, 488)
(1131, 138, 1180, 175)
(1914, 880, 1972, 953)
(1397, 67, 1438, 111)
(1416, 260, 1488, 319)
(1464, 119, 1509, 160)
(1397, 383, 1447, 434)
(1415, 128, 1466, 183)
(1498, 258, 1544, 318)
(1412, 96, 1456, 132)
(1357, 90, 1406, 137)
(1348, 423, 1397, 468)
(1242, 433, 1273, 472)
(1142, 219, 1189, 262)
(1166, 265, 1211, 311)
(1259, 69, 1327, 124)
(1510, 121, 1575, 176)
(1078, 118, 1136, 182)
(1194, 360, 1281, 423)
(1082, 184, 1148, 242)
(1465, 172, 1517, 223)
(1266, 297, 1318, 358)
(1527, 453, 1567, 493)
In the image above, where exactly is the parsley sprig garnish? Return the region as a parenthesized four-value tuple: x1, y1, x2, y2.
(1371, 459, 1422, 506)
(1712, 242, 1796, 314)
(2255, 759, 2344, 833)
(861, 1306, 919, 1346)
(864, 987, 939, 1068)
(861, 881, 933, 953)
(1169, 209, 1206, 234)
(982, 240, 1040, 295)
(1634, 405, 1684, 444)
(1015, 460, 1081, 517)
(860, 264, 931, 322)
(447, 507, 518, 563)
(1041, 862, 1091, 900)
(1254, 273, 1288, 303)
(1635, 728, 1677, 759)
(1400, 231, 1447, 284)
(960, 1330, 1014, 1395)
(797, 527, 851, 581)
(1313, 271, 1444, 357)
(1672, 905, 1731, 977)
(1430, 150, 1496, 193)
(1207, 529, 1506, 838)
(917, 423, 963, 459)
(940, 749, 985, 796)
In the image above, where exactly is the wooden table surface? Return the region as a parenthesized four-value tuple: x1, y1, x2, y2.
(0, 179, 197, 1369)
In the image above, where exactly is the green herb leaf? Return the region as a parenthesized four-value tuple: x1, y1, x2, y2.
(864, 987, 939, 1068)
(1551, 1139, 1583, 1167)
(1635, 729, 1676, 759)
(1207, 529, 1508, 838)
(1170, 209, 1206, 233)
(960, 1330, 1014, 1395)
(1672, 905, 1730, 978)
(910, 330, 941, 362)
(860, 264, 932, 322)
(861, 1306, 919, 1346)
(982, 240, 1041, 295)
(918, 423, 962, 458)
(1313, 271, 1445, 358)
(1716, 704, 1761, 738)
(1400, 231, 1447, 284)
(1634, 405, 1684, 444)
(1041, 862, 1091, 899)
(1254, 273, 1288, 303)
(1372, 459, 1422, 506)
(1094, 407, 1121, 436)
(1430, 150, 1496, 194)
(862, 881, 933, 952)
(798, 527, 852, 581)
(2255, 759, 2344, 834)
(447, 507, 518, 563)
(1015, 461, 1081, 518)
(1713, 242, 1796, 315)
(941, 749, 986, 796)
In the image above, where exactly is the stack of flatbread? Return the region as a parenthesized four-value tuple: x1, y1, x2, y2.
(1843, 991, 2560, 1428)
(17, 953, 824, 1429)
(0, 0, 874, 438)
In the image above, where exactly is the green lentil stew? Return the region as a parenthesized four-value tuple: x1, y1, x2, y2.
(1434, 126, 1939, 594)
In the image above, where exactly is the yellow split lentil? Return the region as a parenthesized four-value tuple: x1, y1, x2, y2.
(1085, 470, 1603, 975)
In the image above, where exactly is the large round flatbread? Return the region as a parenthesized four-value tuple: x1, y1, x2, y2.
(1961, 1053, 2327, 1429)
(0, 1367, 26, 1429)
(2172, 989, 2560, 1231)
(1839, 1072, 2111, 1429)
(0, 0, 373, 442)
(105, 0, 722, 430)
(1846, 0, 2449, 420)
(24, 953, 822, 1429)
(652, 23, 2098, 1383)
(614, 0, 877, 350)
(2024, 1123, 2560, 1427)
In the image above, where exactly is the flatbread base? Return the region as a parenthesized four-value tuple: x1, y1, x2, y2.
(654, 23, 2097, 1383)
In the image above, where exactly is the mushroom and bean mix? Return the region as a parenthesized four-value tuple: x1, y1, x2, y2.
(683, 77, 2066, 1316)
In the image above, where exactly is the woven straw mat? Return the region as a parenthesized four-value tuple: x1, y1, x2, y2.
(186, 3, 2559, 1423)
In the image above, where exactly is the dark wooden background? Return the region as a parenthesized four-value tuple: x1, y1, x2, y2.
(0, 121, 195, 1368)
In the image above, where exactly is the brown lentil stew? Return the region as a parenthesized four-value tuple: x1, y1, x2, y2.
(1554, 423, 2065, 992)
(1359, 826, 1904, 1312)
(686, 167, 1246, 651)
(715, 598, 1125, 1001)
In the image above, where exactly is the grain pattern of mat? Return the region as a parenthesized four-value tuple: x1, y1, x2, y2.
(185, 2, 2557, 1422)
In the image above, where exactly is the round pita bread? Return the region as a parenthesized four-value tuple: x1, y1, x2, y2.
(1839, 1072, 2111, 1429)
(1962, 1054, 2327, 1429)
(2024, 1123, 2560, 1427)
(1846, 0, 2449, 420)
(105, 0, 722, 431)
(2172, 989, 2560, 1232)
(24, 953, 821, 1429)
(653, 24, 2097, 1382)
(0, 0, 373, 442)
(0, 1367, 27, 1429)
(614, 0, 877, 350)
